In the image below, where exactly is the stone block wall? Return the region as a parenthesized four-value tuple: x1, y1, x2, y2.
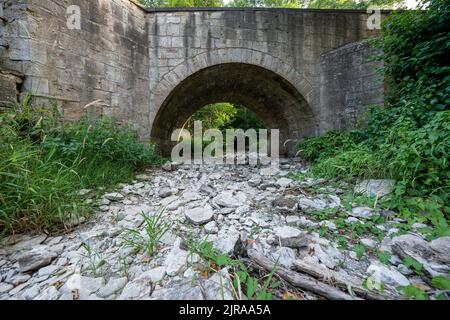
(1, 0, 150, 133)
(1, 1, 387, 150)
(319, 41, 384, 132)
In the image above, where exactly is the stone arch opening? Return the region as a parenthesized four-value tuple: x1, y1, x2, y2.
(151, 63, 316, 156)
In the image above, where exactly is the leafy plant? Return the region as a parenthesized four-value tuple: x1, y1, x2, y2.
(403, 256, 424, 276)
(377, 250, 392, 266)
(81, 243, 105, 277)
(295, 0, 450, 238)
(183, 235, 279, 300)
(0, 97, 162, 235)
(431, 276, 450, 290)
(402, 285, 428, 300)
(354, 244, 366, 259)
(122, 208, 171, 257)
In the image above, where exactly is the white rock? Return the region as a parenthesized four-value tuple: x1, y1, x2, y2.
(35, 286, 60, 300)
(204, 221, 219, 234)
(97, 277, 128, 298)
(430, 236, 450, 264)
(366, 262, 410, 287)
(119, 279, 152, 300)
(138, 267, 166, 283)
(310, 244, 341, 269)
(165, 242, 188, 276)
(274, 226, 308, 248)
(354, 179, 395, 198)
(104, 192, 124, 201)
(38, 265, 60, 277)
(276, 178, 293, 188)
(159, 187, 173, 198)
(360, 238, 377, 249)
(0, 283, 13, 294)
(271, 247, 296, 269)
(298, 197, 327, 211)
(213, 191, 248, 208)
(346, 217, 360, 224)
(259, 166, 279, 176)
(320, 220, 337, 230)
(350, 207, 374, 218)
(17, 246, 58, 272)
(185, 205, 214, 225)
(286, 216, 300, 226)
(211, 232, 241, 255)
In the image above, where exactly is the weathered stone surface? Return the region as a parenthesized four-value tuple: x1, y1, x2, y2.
(271, 247, 297, 269)
(17, 247, 57, 273)
(204, 221, 219, 234)
(210, 231, 243, 255)
(354, 179, 396, 198)
(430, 236, 450, 264)
(275, 178, 293, 188)
(35, 286, 60, 300)
(213, 191, 248, 208)
(159, 188, 173, 198)
(184, 205, 214, 225)
(272, 197, 298, 213)
(350, 207, 374, 218)
(165, 242, 188, 276)
(0, 283, 13, 294)
(104, 193, 124, 201)
(119, 279, 152, 300)
(97, 277, 128, 298)
(273, 226, 309, 249)
(391, 234, 450, 277)
(138, 267, 166, 283)
(298, 197, 327, 212)
(2, 2, 384, 156)
(310, 244, 341, 270)
(367, 262, 410, 287)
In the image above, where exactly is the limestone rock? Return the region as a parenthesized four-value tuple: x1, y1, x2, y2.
(138, 267, 166, 283)
(367, 262, 410, 287)
(159, 187, 173, 198)
(275, 178, 293, 188)
(430, 236, 450, 264)
(271, 247, 296, 269)
(104, 192, 124, 201)
(298, 197, 327, 211)
(272, 197, 298, 213)
(17, 246, 58, 273)
(204, 221, 219, 234)
(165, 242, 188, 276)
(185, 205, 214, 225)
(350, 206, 374, 218)
(273, 226, 309, 249)
(213, 191, 248, 208)
(98, 277, 128, 298)
(354, 179, 395, 198)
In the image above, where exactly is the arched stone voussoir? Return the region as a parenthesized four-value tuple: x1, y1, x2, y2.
(153, 48, 316, 109)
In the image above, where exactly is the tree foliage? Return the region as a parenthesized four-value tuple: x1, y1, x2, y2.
(299, 0, 450, 235)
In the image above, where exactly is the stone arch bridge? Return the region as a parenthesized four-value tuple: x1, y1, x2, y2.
(0, 1, 387, 155)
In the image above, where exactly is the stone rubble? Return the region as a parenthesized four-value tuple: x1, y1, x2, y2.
(0, 159, 448, 300)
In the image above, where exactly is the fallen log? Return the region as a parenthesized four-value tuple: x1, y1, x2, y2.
(293, 259, 402, 300)
(247, 249, 361, 300)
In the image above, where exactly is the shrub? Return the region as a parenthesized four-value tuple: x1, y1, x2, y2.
(297, 0, 450, 235)
(0, 97, 162, 235)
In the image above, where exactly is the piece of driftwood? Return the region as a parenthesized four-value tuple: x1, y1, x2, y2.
(293, 259, 402, 300)
(247, 249, 361, 300)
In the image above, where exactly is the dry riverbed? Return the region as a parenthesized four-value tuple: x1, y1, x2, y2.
(0, 158, 449, 300)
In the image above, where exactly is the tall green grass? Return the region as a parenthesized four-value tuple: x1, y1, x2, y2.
(0, 95, 162, 236)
